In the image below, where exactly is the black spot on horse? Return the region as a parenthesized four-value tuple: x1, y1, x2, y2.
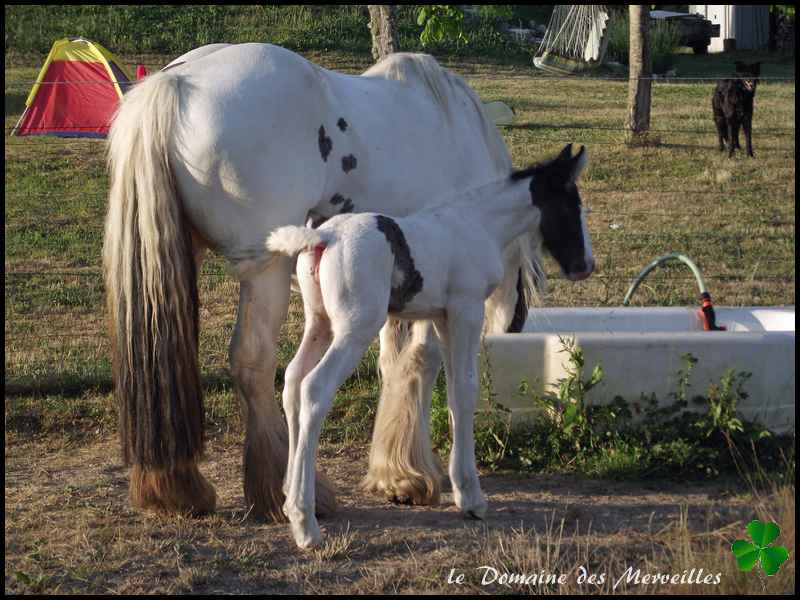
(339, 198, 354, 213)
(306, 213, 328, 229)
(375, 215, 423, 312)
(337, 117, 348, 132)
(342, 154, 357, 173)
(318, 125, 333, 162)
(330, 193, 354, 214)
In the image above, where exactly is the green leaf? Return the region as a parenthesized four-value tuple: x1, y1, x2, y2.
(731, 540, 760, 571)
(564, 403, 578, 425)
(747, 520, 781, 547)
(760, 545, 789, 576)
(587, 365, 604, 388)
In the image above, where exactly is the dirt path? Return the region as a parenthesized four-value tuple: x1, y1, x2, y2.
(4, 434, 764, 594)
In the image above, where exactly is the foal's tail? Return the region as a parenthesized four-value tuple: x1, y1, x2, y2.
(266, 226, 332, 256)
(104, 71, 214, 513)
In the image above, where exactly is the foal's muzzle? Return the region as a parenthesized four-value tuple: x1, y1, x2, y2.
(565, 257, 595, 282)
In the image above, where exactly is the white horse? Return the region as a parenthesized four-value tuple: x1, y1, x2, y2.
(103, 43, 541, 520)
(268, 144, 594, 548)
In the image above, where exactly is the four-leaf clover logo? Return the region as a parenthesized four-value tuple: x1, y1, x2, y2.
(731, 520, 789, 576)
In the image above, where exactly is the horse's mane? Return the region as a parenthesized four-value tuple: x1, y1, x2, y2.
(363, 53, 511, 175)
(363, 53, 542, 314)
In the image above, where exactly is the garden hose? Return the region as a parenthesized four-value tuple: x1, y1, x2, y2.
(622, 252, 727, 331)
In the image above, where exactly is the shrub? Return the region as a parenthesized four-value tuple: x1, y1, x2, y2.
(606, 12, 683, 73)
(429, 339, 794, 483)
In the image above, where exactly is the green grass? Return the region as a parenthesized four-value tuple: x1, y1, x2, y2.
(5, 48, 795, 467)
(3, 25, 796, 592)
(3, 5, 532, 63)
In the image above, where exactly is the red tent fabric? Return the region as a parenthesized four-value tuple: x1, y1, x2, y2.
(12, 38, 133, 138)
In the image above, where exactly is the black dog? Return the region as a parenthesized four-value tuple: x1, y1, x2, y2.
(712, 62, 760, 157)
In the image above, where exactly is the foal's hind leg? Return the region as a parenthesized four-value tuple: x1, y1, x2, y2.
(282, 291, 332, 497)
(285, 329, 378, 548)
(363, 320, 445, 505)
(231, 258, 336, 521)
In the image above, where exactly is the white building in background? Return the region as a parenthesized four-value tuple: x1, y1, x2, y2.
(690, 5, 769, 52)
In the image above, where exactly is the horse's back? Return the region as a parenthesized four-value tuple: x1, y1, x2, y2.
(166, 44, 333, 262)
(149, 43, 508, 267)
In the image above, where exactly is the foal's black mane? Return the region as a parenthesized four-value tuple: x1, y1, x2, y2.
(509, 160, 556, 182)
(509, 154, 569, 184)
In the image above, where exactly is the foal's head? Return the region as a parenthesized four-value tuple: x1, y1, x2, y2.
(512, 144, 594, 281)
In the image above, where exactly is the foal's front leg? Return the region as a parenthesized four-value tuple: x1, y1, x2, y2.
(437, 302, 488, 519)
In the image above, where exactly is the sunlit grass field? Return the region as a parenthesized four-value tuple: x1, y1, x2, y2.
(5, 50, 794, 425)
(5, 46, 795, 594)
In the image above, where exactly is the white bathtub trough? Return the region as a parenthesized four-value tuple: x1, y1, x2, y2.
(483, 307, 795, 433)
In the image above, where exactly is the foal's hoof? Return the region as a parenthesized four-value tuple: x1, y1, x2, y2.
(462, 501, 488, 520)
(291, 519, 322, 550)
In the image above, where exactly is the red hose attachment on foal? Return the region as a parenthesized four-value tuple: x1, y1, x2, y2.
(312, 243, 326, 284)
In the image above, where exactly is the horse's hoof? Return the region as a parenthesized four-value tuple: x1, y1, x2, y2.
(389, 493, 416, 506)
(130, 462, 217, 516)
(362, 471, 442, 506)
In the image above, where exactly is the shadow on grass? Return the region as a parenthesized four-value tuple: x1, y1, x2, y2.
(4, 369, 236, 399)
(5, 91, 27, 117)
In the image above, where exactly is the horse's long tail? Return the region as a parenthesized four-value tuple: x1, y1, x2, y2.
(104, 71, 215, 514)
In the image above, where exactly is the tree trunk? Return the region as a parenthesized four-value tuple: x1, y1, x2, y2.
(627, 5, 651, 137)
(367, 5, 399, 62)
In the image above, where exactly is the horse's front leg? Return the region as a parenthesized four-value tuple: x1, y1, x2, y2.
(285, 333, 372, 548)
(231, 257, 336, 521)
(363, 320, 445, 505)
(437, 302, 488, 519)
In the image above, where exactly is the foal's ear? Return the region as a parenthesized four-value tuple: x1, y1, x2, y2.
(569, 145, 588, 182)
(557, 143, 573, 162)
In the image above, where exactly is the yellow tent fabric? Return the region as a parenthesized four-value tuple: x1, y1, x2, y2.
(25, 38, 134, 106)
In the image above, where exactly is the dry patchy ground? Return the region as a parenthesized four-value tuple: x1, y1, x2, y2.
(5, 433, 793, 594)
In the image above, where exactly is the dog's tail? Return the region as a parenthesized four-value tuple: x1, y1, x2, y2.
(267, 226, 333, 257)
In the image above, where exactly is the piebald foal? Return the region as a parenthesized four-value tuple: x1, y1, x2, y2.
(268, 144, 594, 548)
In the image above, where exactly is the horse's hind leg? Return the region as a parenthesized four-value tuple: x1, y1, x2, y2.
(363, 319, 445, 505)
(231, 257, 337, 521)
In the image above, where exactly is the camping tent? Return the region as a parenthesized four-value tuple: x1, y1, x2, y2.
(12, 38, 134, 138)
